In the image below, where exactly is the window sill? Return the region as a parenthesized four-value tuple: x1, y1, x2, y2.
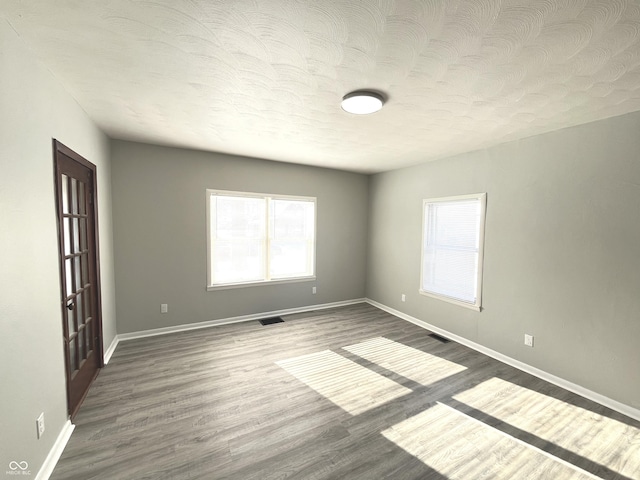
(419, 289, 481, 312)
(208, 276, 316, 291)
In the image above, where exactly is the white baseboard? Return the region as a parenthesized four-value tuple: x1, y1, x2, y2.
(366, 298, 640, 423)
(35, 420, 75, 480)
(117, 298, 367, 342)
(103, 334, 119, 365)
(36, 298, 638, 479)
(38, 300, 363, 476)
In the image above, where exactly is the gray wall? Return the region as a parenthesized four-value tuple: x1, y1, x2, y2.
(111, 140, 368, 334)
(367, 110, 640, 410)
(0, 20, 117, 475)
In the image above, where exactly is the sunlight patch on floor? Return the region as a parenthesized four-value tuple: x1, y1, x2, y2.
(276, 350, 411, 415)
(343, 337, 466, 386)
(382, 402, 601, 480)
(453, 377, 640, 478)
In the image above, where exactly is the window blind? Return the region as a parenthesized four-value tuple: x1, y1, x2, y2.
(421, 194, 486, 308)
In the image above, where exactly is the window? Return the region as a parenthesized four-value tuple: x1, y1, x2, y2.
(207, 190, 316, 289)
(420, 193, 487, 311)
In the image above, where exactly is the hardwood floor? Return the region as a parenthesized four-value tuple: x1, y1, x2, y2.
(51, 304, 640, 480)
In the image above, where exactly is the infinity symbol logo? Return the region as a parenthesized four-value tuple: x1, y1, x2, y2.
(8, 461, 28, 471)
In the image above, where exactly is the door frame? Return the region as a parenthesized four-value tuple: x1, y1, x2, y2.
(53, 139, 105, 418)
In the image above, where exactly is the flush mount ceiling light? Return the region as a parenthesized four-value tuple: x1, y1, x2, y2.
(341, 91, 384, 115)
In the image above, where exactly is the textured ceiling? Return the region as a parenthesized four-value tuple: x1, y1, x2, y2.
(3, 0, 640, 173)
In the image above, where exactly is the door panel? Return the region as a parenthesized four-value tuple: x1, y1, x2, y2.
(54, 140, 103, 419)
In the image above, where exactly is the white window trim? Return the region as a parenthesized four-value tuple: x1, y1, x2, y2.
(419, 192, 487, 311)
(206, 276, 316, 291)
(206, 189, 317, 290)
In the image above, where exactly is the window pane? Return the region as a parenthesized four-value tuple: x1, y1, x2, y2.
(69, 338, 77, 372)
(215, 196, 265, 239)
(70, 178, 78, 214)
(76, 292, 83, 327)
(84, 286, 92, 320)
(61, 175, 69, 214)
(81, 253, 89, 286)
(63, 218, 71, 256)
(271, 199, 315, 239)
(431, 202, 480, 249)
(72, 218, 80, 254)
(79, 218, 88, 251)
(270, 240, 313, 278)
(270, 199, 315, 278)
(78, 181, 86, 214)
(85, 320, 93, 355)
(65, 258, 73, 295)
(211, 195, 266, 284)
(422, 196, 485, 307)
(212, 239, 265, 284)
(423, 249, 478, 302)
(67, 300, 76, 335)
(74, 256, 82, 291)
(78, 328, 85, 361)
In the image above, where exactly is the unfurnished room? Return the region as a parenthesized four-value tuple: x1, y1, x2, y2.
(1, 1, 640, 479)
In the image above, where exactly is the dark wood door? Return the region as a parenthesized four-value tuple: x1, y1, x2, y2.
(54, 140, 104, 419)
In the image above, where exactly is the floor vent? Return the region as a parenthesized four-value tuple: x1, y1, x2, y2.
(259, 317, 284, 326)
(428, 333, 450, 343)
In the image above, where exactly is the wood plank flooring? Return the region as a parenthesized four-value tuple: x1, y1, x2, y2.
(50, 303, 640, 479)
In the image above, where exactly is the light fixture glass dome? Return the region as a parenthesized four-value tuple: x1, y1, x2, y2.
(341, 91, 384, 115)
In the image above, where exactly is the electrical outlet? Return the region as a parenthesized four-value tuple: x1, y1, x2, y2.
(160, 304, 168, 313)
(401, 294, 406, 302)
(36, 412, 45, 439)
(312, 287, 316, 294)
(524, 334, 534, 347)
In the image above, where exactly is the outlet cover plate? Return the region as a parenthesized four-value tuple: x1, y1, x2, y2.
(36, 412, 45, 439)
(524, 334, 534, 347)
